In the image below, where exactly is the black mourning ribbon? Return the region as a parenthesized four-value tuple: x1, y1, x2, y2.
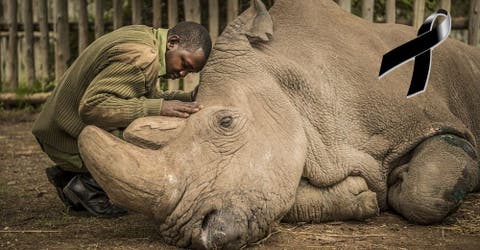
(378, 9, 451, 98)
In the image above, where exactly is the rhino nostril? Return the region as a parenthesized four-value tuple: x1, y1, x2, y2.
(191, 209, 219, 250)
(201, 209, 218, 230)
(196, 209, 247, 249)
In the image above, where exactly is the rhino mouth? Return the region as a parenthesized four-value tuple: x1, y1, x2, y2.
(160, 191, 273, 249)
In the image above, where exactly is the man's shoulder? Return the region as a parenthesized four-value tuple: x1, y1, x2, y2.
(111, 42, 159, 74)
(106, 26, 161, 83)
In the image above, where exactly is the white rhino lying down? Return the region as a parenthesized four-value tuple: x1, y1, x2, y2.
(78, 0, 480, 249)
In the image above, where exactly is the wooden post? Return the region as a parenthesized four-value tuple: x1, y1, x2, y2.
(168, 0, 178, 28)
(183, 0, 200, 92)
(413, 0, 425, 29)
(24, 0, 36, 86)
(113, 0, 123, 29)
(38, 0, 50, 83)
(227, 0, 238, 24)
(55, 0, 69, 83)
(385, 0, 395, 23)
(48, 0, 55, 23)
(337, 0, 351, 13)
(95, 0, 105, 38)
(132, 0, 142, 25)
(7, 0, 18, 91)
(184, 0, 200, 23)
(78, 0, 89, 53)
(362, 0, 374, 22)
(440, 0, 451, 12)
(17, 0, 24, 86)
(153, 0, 162, 28)
(168, 0, 179, 90)
(469, 0, 480, 46)
(208, 0, 219, 42)
(68, 0, 76, 21)
(33, 0, 41, 80)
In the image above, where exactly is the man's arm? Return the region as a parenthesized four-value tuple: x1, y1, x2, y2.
(79, 62, 163, 130)
(80, 62, 201, 130)
(152, 81, 201, 102)
(153, 88, 195, 102)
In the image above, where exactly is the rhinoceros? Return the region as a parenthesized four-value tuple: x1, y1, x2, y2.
(77, 0, 480, 248)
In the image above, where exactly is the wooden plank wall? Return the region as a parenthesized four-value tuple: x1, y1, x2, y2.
(0, 0, 478, 93)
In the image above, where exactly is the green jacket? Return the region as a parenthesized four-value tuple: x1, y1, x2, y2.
(32, 25, 193, 154)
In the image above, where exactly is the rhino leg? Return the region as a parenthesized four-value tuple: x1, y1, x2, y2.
(282, 176, 379, 223)
(388, 134, 480, 224)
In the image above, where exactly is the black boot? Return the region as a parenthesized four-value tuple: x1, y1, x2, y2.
(45, 166, 85, 211)
(63, 175, 128, 218)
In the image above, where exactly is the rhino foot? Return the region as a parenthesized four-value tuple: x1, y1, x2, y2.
(388, 134, 480, 224)
(282, 176, 379, 223)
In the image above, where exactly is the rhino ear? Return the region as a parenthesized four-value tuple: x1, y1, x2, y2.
(238, 0, 273, 44)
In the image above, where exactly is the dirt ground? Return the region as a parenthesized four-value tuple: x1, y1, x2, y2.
(1, 110, 479, 250)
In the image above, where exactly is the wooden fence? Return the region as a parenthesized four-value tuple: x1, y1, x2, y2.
(0, 0, 479, 104)
(0, 0, 255, 94)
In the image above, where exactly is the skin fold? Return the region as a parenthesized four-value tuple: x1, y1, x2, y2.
(78, 0, 480, 249)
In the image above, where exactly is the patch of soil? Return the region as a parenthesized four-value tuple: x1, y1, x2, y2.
(1, 110, 479, 249)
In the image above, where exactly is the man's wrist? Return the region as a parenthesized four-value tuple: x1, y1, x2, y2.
(144, 98, 164, 116)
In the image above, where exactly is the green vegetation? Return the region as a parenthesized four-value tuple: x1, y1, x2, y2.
(14, 81, 55, 96)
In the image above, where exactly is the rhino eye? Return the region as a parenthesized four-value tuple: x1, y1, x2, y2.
(219, 116, 233, 128)
(210, 109, 246, 136)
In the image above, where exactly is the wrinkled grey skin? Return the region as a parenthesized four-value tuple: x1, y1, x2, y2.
(78, 0, 480, 249)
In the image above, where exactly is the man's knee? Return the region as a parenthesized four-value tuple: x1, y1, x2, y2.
(36, 138, 86, 172)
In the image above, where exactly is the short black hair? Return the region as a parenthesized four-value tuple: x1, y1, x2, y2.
(168, 21, 212, 61)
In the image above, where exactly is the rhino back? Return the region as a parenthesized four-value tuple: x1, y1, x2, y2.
(267, 0, 480, 169)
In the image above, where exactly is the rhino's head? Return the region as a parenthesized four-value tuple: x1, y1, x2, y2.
(78, 1, 307, 248)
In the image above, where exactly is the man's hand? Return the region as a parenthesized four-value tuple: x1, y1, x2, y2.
(161, 100, 203, 118)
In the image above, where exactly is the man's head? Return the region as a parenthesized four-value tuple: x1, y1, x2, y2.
(163, 22, 212, 80)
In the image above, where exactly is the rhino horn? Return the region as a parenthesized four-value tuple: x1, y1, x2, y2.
(78, 125, 185, 221)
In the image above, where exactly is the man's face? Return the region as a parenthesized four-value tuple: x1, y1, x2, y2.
(163, 35, 206, 80)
